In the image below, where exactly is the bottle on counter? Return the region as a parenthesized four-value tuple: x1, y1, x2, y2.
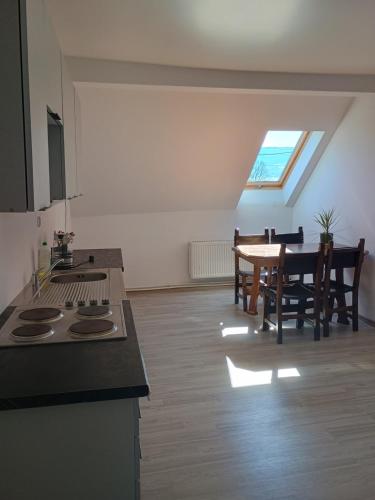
(38, 241, 51, 271)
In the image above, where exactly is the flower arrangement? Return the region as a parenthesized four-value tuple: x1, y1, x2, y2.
(54, 230, 75, 246)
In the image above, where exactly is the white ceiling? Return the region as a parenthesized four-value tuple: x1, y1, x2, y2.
(46, 0, 375, 74)
(71, 86, 352, 217)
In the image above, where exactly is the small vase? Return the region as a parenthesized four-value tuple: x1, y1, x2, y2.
(61, 244, 69, 256)
(320, 232, 333, 244)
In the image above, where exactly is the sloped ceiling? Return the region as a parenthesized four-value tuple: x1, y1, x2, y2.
(71, 85, 352, 217)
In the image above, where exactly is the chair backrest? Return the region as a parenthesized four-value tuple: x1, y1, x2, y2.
(271, 226, 304, 244)
(277, 243, 325, 285)
(325, 239, 365, 288)
(234, 227, 269, 246)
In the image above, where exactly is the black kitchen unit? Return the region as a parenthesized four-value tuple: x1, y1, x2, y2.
(0, 0, 66, 212)
(48, 109, 66, 201)
(0, 0, 33, 211)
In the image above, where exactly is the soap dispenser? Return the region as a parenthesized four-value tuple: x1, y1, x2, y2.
(38, 241, 51, 271)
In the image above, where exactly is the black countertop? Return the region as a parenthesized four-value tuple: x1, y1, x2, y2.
(73, 248, 124, 271)
(0, 300, 149, 411)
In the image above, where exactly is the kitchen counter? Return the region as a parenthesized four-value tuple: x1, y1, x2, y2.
(0, 247, 149, 410)
(0, 300, 149, 410)
(0, 248, 148, 500)
(73, 248, 124, 270)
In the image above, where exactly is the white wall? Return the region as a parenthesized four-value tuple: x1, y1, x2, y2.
(73, 197, 292, 289)
(71, 84, 351, 216)
(292, 95, 375, 320)
(70, 84, 352, 289)
(0, 202, 70, 313)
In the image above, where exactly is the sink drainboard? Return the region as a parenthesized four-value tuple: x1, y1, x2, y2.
(32, 280, 109, 305)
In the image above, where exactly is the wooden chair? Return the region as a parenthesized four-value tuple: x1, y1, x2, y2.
(271, 226, 304, 304)
(234, 228, 269, 311)
(261, 243, 325, 344)
(270, 226, 304, 244)
(322, 239, 365, 336)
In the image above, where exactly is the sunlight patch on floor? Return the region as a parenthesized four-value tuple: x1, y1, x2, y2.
(221, 324, 276, 337)
(226, 356, 300, 388)
(278, 367, 300, 378)
(222, 326, 249, 337)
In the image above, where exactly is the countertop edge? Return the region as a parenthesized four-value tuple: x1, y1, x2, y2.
(0, 300, 149, 411)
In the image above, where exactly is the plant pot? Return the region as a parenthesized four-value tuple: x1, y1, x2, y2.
(320, 232, 333, 244)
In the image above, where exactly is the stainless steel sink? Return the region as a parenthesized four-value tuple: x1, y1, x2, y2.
(29, 267, 125, 306)
(50, 272, 107, 284)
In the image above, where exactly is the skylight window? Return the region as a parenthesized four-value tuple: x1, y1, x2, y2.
(247, 130, 308, 187)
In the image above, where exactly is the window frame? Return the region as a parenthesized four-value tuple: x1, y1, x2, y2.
(246, 131, 310, 189)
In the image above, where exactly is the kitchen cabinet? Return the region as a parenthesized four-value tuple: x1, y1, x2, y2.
(75, 89, 83, 197)
(0, 0, 74, 212)
(62, 57, 79, 199)
(27, 0, 63, 210)
(0, 272, 148, 499)
(0, 0, 33, 212)
(0, 398, 142, 500)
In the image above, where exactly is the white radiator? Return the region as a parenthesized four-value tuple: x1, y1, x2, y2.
(189, 240, 252, 279)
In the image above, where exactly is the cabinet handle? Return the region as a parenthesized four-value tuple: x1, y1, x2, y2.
(48, 111, 62, 122)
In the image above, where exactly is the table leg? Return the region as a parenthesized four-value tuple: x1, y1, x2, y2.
(248, 265, 261, 315)
(266, 266, 274, 286)
(336, 268, 350, 325)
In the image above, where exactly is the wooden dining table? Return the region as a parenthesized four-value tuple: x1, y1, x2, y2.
(232, 242, 352, 318)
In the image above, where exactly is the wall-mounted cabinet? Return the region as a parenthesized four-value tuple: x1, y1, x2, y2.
(0, 0, 79, 212)
(0, 0, 33, 212)
(62, 58, 79, 199)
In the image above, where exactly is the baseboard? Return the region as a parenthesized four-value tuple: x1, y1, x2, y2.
(127, 281, 233, 293)
(359, 314, 375, 328)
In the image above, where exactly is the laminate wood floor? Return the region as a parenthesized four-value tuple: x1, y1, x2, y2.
(129, 287, 375, 500)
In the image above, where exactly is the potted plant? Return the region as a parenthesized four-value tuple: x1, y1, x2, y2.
(314, 208, 338, 244)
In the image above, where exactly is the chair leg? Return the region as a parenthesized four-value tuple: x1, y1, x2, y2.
(314, 299, 321, 341)
(296, 299, 306, 329)
(262, 293, 270, 331)
(277, 318, 283, 344)
(323, 296, 330, 338)
(328, 296, 334, 321)
(243, 295, 247, 312)
(235, 274, 239, 304)
(276, 300, 283, 344)
(352, 291, 359, 332)
(242, 275, 248, 312)
(336, 269, 350, 325)
(314, 323, 321, 341)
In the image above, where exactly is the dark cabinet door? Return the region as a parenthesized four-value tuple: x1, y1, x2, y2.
(0, 0, 33, 212)
(48, 112, 66, 201)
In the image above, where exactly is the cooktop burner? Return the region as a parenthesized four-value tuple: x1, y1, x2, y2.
(77, 305, 111, 318)
(19, 307, 63, 323)
(69, 319, 116, 338)
(0, 304, 126, 348)
(11, 323, 54, 342)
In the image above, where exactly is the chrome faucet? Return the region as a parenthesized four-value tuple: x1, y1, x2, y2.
(32, 258, 65, 296)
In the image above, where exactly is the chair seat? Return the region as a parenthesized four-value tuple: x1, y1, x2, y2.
(304, 280, 353, 295)
(327, 280, 354, 294)
(263, 282, 316, 299)
(238, 269, 269, 278)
